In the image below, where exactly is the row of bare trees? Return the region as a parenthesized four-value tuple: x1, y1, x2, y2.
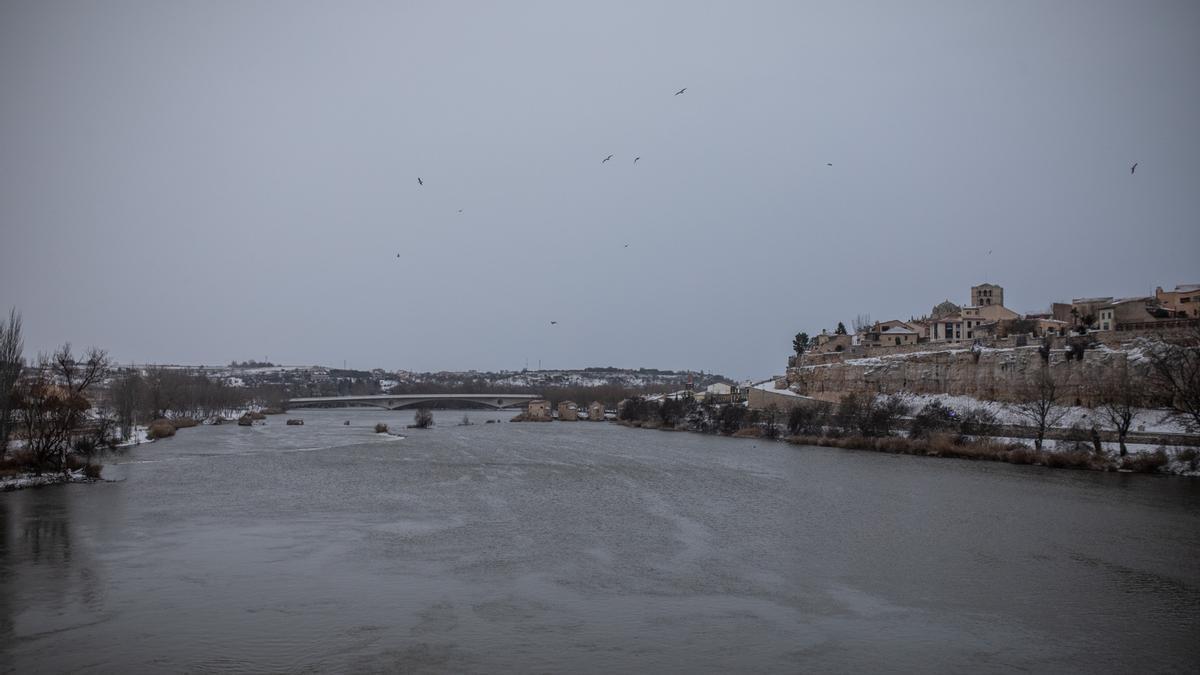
(12, 344, 116, 472)
(4, 310, 119, 472)
(1013, 367, 1145, 455)
(1011, 328, 1200, 455)
(105, 368, 291, 437)
(0, 310, 119, 474)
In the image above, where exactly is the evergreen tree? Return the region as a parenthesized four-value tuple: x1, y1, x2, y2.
(792, 332, 809, 357)
(835, 322, 847, 335)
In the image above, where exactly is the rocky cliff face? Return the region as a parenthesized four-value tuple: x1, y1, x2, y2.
(786, 345, 1146, 405)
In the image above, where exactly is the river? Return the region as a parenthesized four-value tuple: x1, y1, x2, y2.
(2, 409, 1197, 673)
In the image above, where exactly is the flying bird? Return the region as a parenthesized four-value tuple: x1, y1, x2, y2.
(458, 209, 463, 213)
(417, 177, 423, 186)
(674, 88, 686, 96)
(602, 155, 613, 163)
(826, 163, 833, 167)
(550, 321, 558, 325)
(1130, 162, 1138, 174)
(634, 157, 640, 163)
(624, 244, 629, 248)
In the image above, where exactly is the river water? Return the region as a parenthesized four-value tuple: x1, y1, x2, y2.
(2, 409, 1197, 673)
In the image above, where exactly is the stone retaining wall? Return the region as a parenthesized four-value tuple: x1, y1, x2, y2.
(787, 345, 1144, 405)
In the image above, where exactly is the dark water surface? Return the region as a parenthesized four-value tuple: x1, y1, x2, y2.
(2, 410, 1198, 673)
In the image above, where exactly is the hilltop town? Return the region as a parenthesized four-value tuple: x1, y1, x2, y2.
(720, 281, 1193, 420)
(798, 281, 1198, 358)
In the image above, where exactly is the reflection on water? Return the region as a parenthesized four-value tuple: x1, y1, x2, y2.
(1, 409, 1198, 672)
(0, 497, 12, 641)
(1, 486, 115, 656)
(19, 503, 72, 566)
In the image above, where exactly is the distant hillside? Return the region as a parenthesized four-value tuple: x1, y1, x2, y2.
(114, 365, 731, 403)
(396, 367, 729, 390)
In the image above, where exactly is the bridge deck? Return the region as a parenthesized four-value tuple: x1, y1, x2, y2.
(285, 393, 541, 410)
(287, 394, 539, 403)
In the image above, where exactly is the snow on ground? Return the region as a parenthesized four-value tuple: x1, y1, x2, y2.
(749, 381, 813, 398)
(643, 391, 693, 403)
(888, 392, 1194, 436)
(114, 425, 152, 448)
(987, 436, 1177, 455)
(489, 370, 713, 390)
(843, 349, 972, 367)
(1, 469, 95, 492)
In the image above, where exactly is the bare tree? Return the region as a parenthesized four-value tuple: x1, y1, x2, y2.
(142, 366, 168, 419)
(412, 408, 433, 429)
(757, 403, 779, 438)
(1011, 366, 1067, 452)
(835, 392, 910, 437)
(852, 314, 872, 334)
(0, 307, 24, 457)
(258, 384, 290, 413)
(1143, 327, 1200, 433)
(1094, 360, 1144, 457)
(12, 344, 113, 473)
(110, 370, 142, 440)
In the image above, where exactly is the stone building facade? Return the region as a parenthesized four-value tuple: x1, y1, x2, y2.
(811, 332, 853, 354)
(864, 320, 919, 346)
(971, 283, 1004, 307)
(1155, 284, 1200, 318)
(526, 400, 551, 420)
(557, 400, 579, 421)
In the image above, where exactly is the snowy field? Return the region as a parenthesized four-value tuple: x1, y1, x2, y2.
(889, 392, 1191, 436)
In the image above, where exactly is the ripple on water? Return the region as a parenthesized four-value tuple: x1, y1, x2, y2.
(1, 409, 1197, 673)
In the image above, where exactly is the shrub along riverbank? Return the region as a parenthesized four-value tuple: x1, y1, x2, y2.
(1, 453, 104, 491)
(613, 393, 1198, 476)
(782, 433, 1177, 473)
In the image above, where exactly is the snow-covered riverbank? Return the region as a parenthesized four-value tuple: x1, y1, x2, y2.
(889, 391, 1192, 435)
(1, 469, 103, 492)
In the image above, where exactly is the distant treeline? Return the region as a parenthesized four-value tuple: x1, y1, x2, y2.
(106, 368, 287, 433)
(381, 380, 688, 408)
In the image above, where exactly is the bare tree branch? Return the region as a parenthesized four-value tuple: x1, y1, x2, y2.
(1010, 366, 1067, 452)
(1142, 326, 1200, 433)
(0, 307, 24, 456)
(1094, 358, 1144, 457)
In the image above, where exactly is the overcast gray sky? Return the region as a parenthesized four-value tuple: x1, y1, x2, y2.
(2, 1, 1197, 379)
